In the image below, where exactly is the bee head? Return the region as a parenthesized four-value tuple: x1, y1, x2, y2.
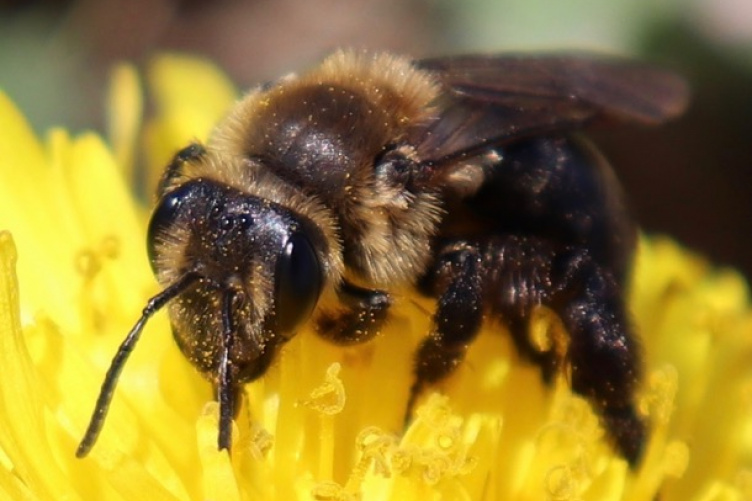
(147, 178, 326, 376)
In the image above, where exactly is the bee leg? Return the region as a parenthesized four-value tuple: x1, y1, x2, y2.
(482, 237, 644, 465)
(547, 248, 645, 466)
(407, 245, 484, 421)
(417, 236, 645, 465)
(156, 143, 206, 196)
(315, 281, 391, 345)
(216, 355, 238, 452)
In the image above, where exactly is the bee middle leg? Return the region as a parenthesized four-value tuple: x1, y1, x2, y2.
(407, 243, 484, 419)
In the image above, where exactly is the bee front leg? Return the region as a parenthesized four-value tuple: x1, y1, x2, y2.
(407, 244, 484, 420)
(315, 281, 391, 345)
(217, 288, 240, 452)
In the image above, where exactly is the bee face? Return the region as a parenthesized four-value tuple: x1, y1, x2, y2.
(78, 50, 688, 464)
(147, 176, 326, 377)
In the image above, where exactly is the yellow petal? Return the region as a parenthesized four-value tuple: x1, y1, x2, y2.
(142, 54, 238, 193)
(107, 64, 143, 183)
(0, 232, 79, 500)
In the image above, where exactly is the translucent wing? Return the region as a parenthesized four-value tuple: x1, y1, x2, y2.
(414, 53, 689, 166)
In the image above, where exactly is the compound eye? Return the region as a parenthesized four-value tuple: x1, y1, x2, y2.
(147, 182, 198, 269)
(274, 232, 323, 333)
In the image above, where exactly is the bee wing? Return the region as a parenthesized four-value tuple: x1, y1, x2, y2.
(414, 53, 689, 166)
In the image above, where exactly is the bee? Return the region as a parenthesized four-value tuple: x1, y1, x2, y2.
(77, 50, 688, 465)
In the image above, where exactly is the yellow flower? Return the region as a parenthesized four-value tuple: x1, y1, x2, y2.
(1, 54, 751, 501)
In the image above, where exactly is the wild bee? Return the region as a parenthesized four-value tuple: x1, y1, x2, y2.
(77, 50, 688, 466)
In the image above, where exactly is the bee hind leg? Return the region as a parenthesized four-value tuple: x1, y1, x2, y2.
(547, 247, 646, 466)
(491, 238, 646, 466)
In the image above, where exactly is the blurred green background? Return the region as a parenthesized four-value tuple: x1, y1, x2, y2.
(1, 0, 751, 280)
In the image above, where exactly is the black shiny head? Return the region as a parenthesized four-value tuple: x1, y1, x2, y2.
(148, 177, 326, 343)
(78, 177, 327, 457)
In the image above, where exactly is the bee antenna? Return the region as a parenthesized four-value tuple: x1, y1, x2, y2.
(76, 271, 201, 458)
